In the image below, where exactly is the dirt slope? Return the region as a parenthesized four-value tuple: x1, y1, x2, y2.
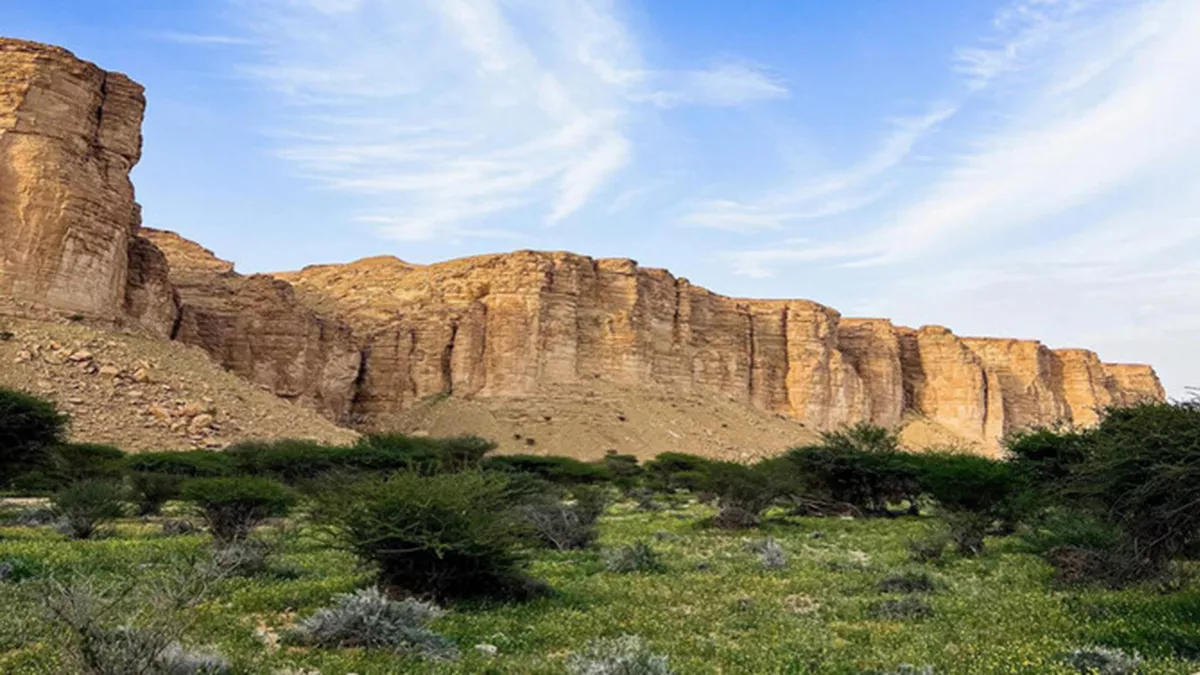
(0, 317, 358, 452)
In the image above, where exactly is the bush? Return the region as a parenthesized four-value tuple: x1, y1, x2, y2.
(602, 451, 643, 490)
(567, 635, 674, 675)
(179, 477, 296, 543)
(905, 451, 1015, 516)
(701, 461, 782, 529)
(286, 587, 457, 660)
(126, 451, 233, 478)
(907, 532, 951, 564)
(484, 454, 612, 485)
(0, 556, 39, 583)
(1060, 646, 1142, 674)
(131, 472, 185, 516)
(51, 480, 127, 539)
(0, 388, 68, 484)
(519, 487, 609, 551)
(51, 443, 126, 483)
(157, 643, 232, 674)
(354, 433, 495, 475)
(310, 471, 539, 601)
(1006, 426, 1092, 498)
(783, 444, 917, 516)
(944, 511, 990, 557)
(760, 538, 787, 569)
(643, 453, 713, 492)
(876, 569, 937, 594)
(869, 596, 934, 621)
(604, 541, 665, 573)
(1068, 402, 1200, 566)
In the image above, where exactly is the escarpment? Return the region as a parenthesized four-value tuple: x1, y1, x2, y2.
(0, 38, 1168, 456)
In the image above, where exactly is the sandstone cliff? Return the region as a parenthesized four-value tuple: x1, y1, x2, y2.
(0, 38, 1168, 457)
(277, 252, 1165, 453)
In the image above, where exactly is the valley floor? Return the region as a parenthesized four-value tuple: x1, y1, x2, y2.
(2, 502, 1198, 674)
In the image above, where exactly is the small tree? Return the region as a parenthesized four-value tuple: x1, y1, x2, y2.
(179, 477, 296, 543)
(310, 471, 540, 601)
(701, 461, 782, 529)
(0, 388, 68, 485)
(51, 480, 127, 540)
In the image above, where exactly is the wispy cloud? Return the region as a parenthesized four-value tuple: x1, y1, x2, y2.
(230, 0, 785, 241)
(151, 31, 255, 46)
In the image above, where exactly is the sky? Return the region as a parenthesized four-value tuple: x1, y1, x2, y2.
(6, 0, 1198, 397)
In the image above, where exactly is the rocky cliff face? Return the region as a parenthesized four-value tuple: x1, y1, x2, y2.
(0, 39, 147, 324)
(278, 251, 1165, 452)
(0, 38, 1168, 455)
(140, 229, 362, 423)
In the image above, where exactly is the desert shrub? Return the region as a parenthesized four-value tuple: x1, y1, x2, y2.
(907, 532, 951, 564)
(869, 596, 934, 621)
(1022, 510, 1153, 586)
(602, 451, 643, 490)
(222, 439, 342, 482)
(518, 490, 607, 551)
(3, 505, 56, 526)
(126, 451, 233, 478)
(161, 519, 198, 537)
(760, 538, 788, 569)
(1006, 425, 1092, 497)
(643, 453, 713, 492)
(484, 454, 612, 485)
(783, 445, 917, 516)
(286, 587, 457, 660)
(604, 540, 665, 573)
(627, 487, 662, 512)
(0, 556, 39, 583)
(702, 461, 783, 529)
(52, 480, 127, 539)
(0, 388, 68, 484)
(353, 433, 495, 475)
(876, 569, 937, 594)
(905, 451, 1015, 516)
(204, 539, 272, 577)
(944, 511, 990, 557)
(567, 634, 674, 675)
(40, 571, 227, 675)
(1060, 646, 1142, 674)
(1067, 402, 1200, 566)
(309, 471, 539, 601)
(179, 477, 296, 543)
(131, 472, 185, 516)
(53, 443, 126, 482)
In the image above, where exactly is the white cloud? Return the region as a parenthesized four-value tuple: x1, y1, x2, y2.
(152, 31, 254, 46)
(232, 0, 786, 241)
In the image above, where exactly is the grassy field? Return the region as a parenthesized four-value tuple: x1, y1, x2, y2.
(2, 500, 1199, 674)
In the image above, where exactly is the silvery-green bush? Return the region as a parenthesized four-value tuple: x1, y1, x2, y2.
(567, 635, 673, 675)
(287, 587, 457, 660)
(1062, 646, 1142, 674)
(603, 541, 665, 573)
(760, 538, 787, 569)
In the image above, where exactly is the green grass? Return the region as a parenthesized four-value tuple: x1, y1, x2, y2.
(2, 502, 1198, 674)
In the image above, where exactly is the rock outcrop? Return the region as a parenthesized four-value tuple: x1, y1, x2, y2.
(141, 229, 362, 423)
(0, 38, 1168, 456)
(0, 39, 145, 324)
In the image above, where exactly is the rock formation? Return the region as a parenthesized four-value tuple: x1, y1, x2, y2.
(0, 38, 1169, 455)
(140, 229, 362, 423)
(0, 39, 146, 324)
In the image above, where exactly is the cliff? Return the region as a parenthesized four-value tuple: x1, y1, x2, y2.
(0, 38, 1167, 456)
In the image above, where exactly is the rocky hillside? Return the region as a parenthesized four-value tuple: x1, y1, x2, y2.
(0, 316, 357, 451)
(0, 37, 1167, 457)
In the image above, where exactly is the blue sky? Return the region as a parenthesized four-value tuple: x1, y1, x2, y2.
(7, 0, 1199, 397)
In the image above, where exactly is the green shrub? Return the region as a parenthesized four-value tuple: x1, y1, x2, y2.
(876, 569, 937, 594)
(907, 532, 951, 564)
(518, 486, 609, 551)
(130, 472, 185, 516)
(869, 596, 934, 620)
(484, 454, 612, 484)
(355, 433, 495, 474)
(944, 511, 990, 557)
(904, 451, 1015, 516)
(0, 388, 68, 484)
(759, 538, 787, 569)
(286, 587, 457, 659)
(643, 453, 713, 492)
(126, 450, 233, 478)
(783, 445, 917, 516)
(604, 541, 665, 573)
(567, 635, 674, 675)
(701, 461, 783, 529)
(310, 471, 540, 601)
(1067, 402, 1200, 566)
(602, 451, 643, 489)
(223, 439, 342, 482)
(51, 480, 127, 539)
(179, 477, 296, 543)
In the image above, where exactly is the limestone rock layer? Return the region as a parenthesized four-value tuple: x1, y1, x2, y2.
(0, 38, 1168, 453)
